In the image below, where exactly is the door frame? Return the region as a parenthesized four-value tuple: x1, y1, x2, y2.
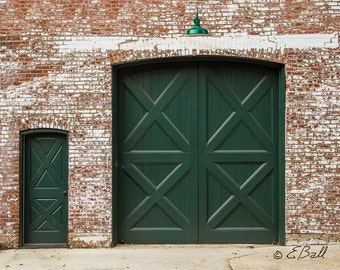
(19, 128, 69, 248)
(112, 56, 286, 245)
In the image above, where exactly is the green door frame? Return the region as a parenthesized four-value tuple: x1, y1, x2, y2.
(19, 128, 69, 248)
(112, 56, 286, 245)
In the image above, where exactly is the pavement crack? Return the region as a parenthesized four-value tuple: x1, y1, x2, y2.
(1, 250, 17, 270)
(227, 250, 258, 270)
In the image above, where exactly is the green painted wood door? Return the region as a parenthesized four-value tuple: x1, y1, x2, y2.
(23, 131, 68, 246)
(117, 61, 279, 244)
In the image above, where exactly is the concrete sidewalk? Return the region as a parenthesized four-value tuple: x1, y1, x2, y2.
(1, 244, 339, 270)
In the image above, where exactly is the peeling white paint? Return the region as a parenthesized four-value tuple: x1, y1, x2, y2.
(286, 238, 336, 245)
(58, 36, 130, 52)
(58, 32, 338, 52)
(270, 33, 339, 49)
(72, 236, 109, 244)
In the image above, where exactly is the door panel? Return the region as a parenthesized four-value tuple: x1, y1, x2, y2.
(118, 64, 199, 243)
(198, 63, 278, 243)
(118, 61, 279, 244)
(23, 132, 68, 246)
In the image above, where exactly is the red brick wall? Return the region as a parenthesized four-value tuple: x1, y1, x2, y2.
(1, 0, 339, 248)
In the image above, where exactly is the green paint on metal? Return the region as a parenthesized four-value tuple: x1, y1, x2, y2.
(186, 8, 209, 35)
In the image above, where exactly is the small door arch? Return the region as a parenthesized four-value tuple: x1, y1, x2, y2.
(20, 129, 68, 247)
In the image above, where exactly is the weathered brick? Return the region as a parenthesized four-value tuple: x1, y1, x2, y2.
(0, 0, 339, 248)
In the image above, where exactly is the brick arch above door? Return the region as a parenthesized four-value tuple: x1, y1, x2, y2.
(108, 52, 286, 67)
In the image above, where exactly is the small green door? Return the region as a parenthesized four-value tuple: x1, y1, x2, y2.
(22, 131, 68, 246)
(117, 61, 280, 244)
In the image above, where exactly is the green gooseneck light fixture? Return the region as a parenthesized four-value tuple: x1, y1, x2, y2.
(186, 8, 209, 35)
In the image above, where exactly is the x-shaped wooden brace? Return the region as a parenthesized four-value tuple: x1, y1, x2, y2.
(29, 200, 63, 232)
(206, 161, 275, 231)
(30, 139, 64, 188)
(122, 70, 191, 152)
(122, 163, 191, 231)
(205, 70, 275, 153)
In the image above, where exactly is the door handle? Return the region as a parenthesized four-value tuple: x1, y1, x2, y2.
(63, 191, 68, 196)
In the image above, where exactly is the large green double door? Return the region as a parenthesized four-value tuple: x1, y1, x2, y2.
(117, 61, 280, 243)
